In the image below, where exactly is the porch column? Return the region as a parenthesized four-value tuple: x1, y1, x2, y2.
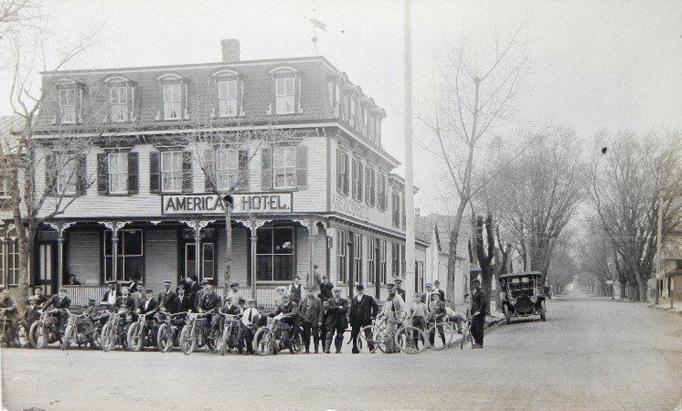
(194, 224, 202, 281)
(308, 219, 318, 288)
(99, 221, 131, 282)
(250, 224, 257, 299)
(47, 222, 74, 288)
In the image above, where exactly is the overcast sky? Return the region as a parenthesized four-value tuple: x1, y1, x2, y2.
(2, 0, 681, 214)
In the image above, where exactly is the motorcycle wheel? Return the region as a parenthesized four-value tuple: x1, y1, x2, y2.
(127, 323, 143, 352)
(29, 321, 47, 349)
(61, 324, 73, 351)
(289, 333, 302, 354)
(157, 324, 172, 353)
(15, 323, 29, 348)
(254, 328, 274, 355)
(219, 326, 230, 356)
(179, 324, 195, 355)
(100, 323, 115, 352)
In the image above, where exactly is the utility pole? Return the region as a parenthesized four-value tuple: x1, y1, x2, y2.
(404, 0, 416, 299)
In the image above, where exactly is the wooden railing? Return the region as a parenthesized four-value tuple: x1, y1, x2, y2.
(64, 285, 108, 306)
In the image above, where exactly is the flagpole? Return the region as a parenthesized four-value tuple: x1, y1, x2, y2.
(404, 0, 416, 299)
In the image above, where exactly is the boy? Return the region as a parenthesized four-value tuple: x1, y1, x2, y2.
(239, 298, 260, 355)
(428, 292, 448, 346)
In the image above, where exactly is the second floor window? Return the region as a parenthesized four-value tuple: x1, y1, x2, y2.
(217, 79, 238, 117)
(275, 76, 296, 114)
(109, 86, 128, 122)
(392, 191, 401, 227)
(163, 83, 182, 120)
(377, 174, 387, 210)
(273, 146, 296, 189)
(336, 150, 349, 195)
(216, 148, 248, 191)
(352, 158, 363, 201)
(337, 229, 347, 283)
(58, 88, 77, 124)
(161, 151, 184, 192)
(365, 166, 375, 207)
(56, 153, 78, 195)
(107, 152, 128, 194)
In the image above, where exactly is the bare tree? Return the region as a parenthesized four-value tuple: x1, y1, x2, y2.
(3, 32, 100, 311)
(575, 221, 617, 297)
(588, 131, 682, 302)
(472, 214, 511, 313)
(417, 26, 528, 303)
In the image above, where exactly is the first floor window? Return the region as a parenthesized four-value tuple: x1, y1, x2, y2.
(163, 83, 182, 120)
(275, 76, 296, 114)
(391, 242, 400, 278)
(107, 152, 128, 194)
(337, 229, 347, 283)
(273, 146, 296, 189)
(353, 233, 362, 284)
(379, 240, 387, 284)
(161, 151, 183, 192)
(185, 243, 215, 281)
(7, 240, 17, 286)
(367, 237, 375, 284)
(256, 227, 294, 282)
(104, 229, 144, 282)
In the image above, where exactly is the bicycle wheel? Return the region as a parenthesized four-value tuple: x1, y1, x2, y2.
(156, 324, 173, 353)
(179, 324, 195, 355)
(460, 324, 470, 350)
(427, 323, 456, 351)
(15, 323, 29, 348)
(359, 325, 382, 353)
(219, 326, 230, 356)
(127, 323, 143, 352)
(395, 326, 428, 354)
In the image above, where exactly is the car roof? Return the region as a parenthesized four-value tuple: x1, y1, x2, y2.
(499, 271, 544, 280)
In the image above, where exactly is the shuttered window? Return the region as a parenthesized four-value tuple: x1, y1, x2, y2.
(160, 151, 184, 192)
(365, 166, 375, 206)
(352, 158, 363, 201)
(336, 150, 349, 196)
(337, 229, 347, 284)
(273, 146, 296, 189)
(107, 152, 128, 194)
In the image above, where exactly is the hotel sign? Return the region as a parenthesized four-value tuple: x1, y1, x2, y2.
(161, 193, 292, 215)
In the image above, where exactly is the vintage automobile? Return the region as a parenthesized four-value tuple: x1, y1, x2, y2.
(499, 272, 547, 324)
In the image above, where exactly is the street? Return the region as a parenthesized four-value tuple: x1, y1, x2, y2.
(1, 295, 681, 411)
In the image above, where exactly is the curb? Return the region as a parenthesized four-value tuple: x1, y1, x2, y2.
(448, 317, 505, 349)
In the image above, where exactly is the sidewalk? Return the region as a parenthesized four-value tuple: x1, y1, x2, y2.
(649, 302, 682, 315)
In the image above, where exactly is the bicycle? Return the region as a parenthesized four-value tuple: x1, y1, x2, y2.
(426, 317, 457, 351)
(394, 316, 429, 354)
(460, 311, 473, 350)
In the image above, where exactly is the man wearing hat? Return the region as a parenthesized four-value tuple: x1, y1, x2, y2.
(288, 276, 303, 305)
(324, 288, 348, 354)
(137, 289, 158, 319)
(394, 278, 406, 302)
(433, 280, 446, 302)
(158, 281, 177, 313)
(349, 283, 379, 353)
(239, 298, 260, 354)
(423, 283, 437, 310)
(174, 286, 193, 313)
(226, 282, 244, 307)
(42, 287, 72, 331)
(197, 281, 222, 333)
(115, 286, 136, 312)
(194, 278, 210, 311)
(318, 275, 334, 301)
(299, 287, 323, 353)
(102, 281, 119, 306)
(380, 284, 406, 353)
(32, 286, 48, 306)
(268, 293, 300, 352)
(470, 278, 488, 348)
(185, 276, 201, 309)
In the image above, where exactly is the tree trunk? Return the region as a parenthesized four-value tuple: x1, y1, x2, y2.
(636, 275, 648, 303)
(446, 202, 466, 307)
(223, 206, 232, 299)
(619, 279, 626, 299)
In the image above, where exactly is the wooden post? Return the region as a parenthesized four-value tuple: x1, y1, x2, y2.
(194, 221, 202, 281)
(249, 222, 258, 302)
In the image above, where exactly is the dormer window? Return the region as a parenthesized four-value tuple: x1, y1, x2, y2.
(58, 88, 77, 124)
(269, 67, 300, 115)
(104, 76, 137, 123)
(217, 79, 238, 117)
(163, 84, 182, 120)
(157, 74, 187, 121)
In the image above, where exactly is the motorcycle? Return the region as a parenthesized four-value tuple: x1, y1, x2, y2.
(0, 310, 28, 348)
(156, 310, 187, 353)
(218, 313, 242, 356)
(127, 311, 158, 352)
(100, 308, 133, 352)
(29, 309, 67, 349)
(179, 311, 221, 355)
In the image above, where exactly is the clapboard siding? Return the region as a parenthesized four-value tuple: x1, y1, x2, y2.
(144, 228, 178, 291)
(67, 230, 100, 285)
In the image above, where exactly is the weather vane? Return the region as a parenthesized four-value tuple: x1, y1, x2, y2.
(308, 8, 327, 56)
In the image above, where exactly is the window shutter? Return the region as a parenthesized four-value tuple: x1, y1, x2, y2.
(204, 149, 216, 192)
(76, 153, 87, 195)
(97, 153, 108, 194)
(261, 147, 272, 190)
(336, 149, 342, 193)
(365, 167, 371, 205)
(238, 150, 249, 191)
(182, 151, 193, 193)
(149, 151, 160, 193)
(295, 74, 302, 114)
(296, 144, 307, 189)
(127, 152, 139, 194)
(44, 153, 56, 195)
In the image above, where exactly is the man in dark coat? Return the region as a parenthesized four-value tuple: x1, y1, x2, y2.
(197, 284, 221, 332)
(299, 287, 323, 353)
(158, 280, 177, 312)
(185, 276, 201, 308)
(32, 286, 48, 306)
(433, 280, 446, 302)
(102, 282, 119, 306)
(42, 287, 72, 330)
(319, 275, 334, 301)
(470, 278, 488, 348)
(288, 276, 303, 305)
(115, 286, 137, 312)
(394, 278, 406, 302)
(349, 284, 379, 353)
(269, 294, 300, 350)
(174, 287, 193, 313)
(324, 288, 348, 354)
(137, 289, 158, 318)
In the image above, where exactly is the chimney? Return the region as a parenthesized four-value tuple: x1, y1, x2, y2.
(221, 39, 240, 63)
